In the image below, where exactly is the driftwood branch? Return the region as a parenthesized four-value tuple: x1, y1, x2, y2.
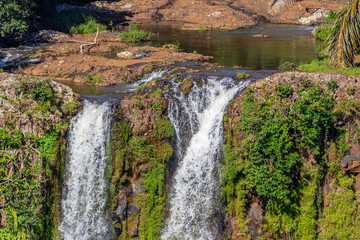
(80, 27, 100, 54)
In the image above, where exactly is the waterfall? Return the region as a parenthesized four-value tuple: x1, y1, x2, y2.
(59, 100, 112, 240)
(162, 77, 250, 240)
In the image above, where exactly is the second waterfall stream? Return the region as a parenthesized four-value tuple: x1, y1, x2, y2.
(162, 77, 250, 239)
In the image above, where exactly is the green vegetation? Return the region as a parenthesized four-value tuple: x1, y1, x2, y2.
(299, 57, 360, 76)
(314, 25, 331, 41)
(180, 78, 194, 96)
(325, 0, 360, 67)
(85, 72, 104, 84)
(223, 77, 360, 238)
(305, 5, 360, 71)
(110, 92, 174, 239)
(236, 72, 249, 81)
(198, 27, 205, 32)
(69, 16, 107, 34)
(0, 76, 78, 239)
(0, 0, 35, 40)
(59, 9, 107, 34)
(121, 22, 151, 42)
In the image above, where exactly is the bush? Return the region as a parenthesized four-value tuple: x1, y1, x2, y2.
(121, 22, 151, 42)
(314, 25, 331, 41)
(0, 0, 35, 40)
(69, 16, 107, 34)
(58, 9, 106, 34)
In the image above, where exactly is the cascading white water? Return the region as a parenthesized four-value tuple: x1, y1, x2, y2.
(59, 100, 112, 240)
(162, 77, 250, 240)
(128, 69, 167, 91)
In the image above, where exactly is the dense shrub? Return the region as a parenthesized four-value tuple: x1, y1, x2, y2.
(121, 22, 151, 42)
(0, 0, 35, 40)
(222, 77, 360, 238)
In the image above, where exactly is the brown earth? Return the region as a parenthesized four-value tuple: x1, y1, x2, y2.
(87, 0, 346, 30)
(21, 31, 210, 86)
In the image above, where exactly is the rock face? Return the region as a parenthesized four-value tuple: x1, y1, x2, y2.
(223, 72, 360, 239)
(0, 73, 80, 137)
(109, 79, 174, 239)
(0, 73, 81, 239)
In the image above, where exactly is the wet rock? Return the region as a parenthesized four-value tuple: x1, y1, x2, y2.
(342, 143, 360, 169)
(246, 198, 264, 238)
(114, 223, 122, 236)
(132, 181, 146, 194)
(116, 202, 127, 219)
(128, 215, 139, 237)
(31, 30, 68, 43)
(117, 51, 136, 59)
(127, 204, 140, 217)
(343, 160, 360, 174)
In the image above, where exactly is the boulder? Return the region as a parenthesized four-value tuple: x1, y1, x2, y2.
(117, 51, 136, 59)
(298, 8, 329, 26)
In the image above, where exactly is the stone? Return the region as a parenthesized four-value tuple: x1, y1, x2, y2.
(127, 215, 139, 237)
(299, 8, 329, 26)
(116, 203, 127, 219)
(127, 203, 140, 217)
(117, 51, 135, 59)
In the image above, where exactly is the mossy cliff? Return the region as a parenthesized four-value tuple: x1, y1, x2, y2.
(109, 80, 174, 239)
(223, 72, 360, 239)
(0, 73, 80, 239)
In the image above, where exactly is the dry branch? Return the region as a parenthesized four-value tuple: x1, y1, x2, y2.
(80, 27, 100, 54)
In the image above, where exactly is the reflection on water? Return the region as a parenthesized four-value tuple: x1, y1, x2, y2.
(134, 22, 319, 70)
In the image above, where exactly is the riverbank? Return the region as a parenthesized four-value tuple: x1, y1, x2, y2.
(56, 0, 345, 31)
(18, 31, 210, 86)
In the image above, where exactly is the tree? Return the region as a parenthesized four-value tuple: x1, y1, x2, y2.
(325, 0, 360, 67)
(0, 0, 36, 41)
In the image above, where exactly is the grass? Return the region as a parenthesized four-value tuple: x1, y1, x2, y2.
(299, 57, 360, 77)
(69, 16, 107, 34)
(84, 72, 104, 84)
(314, 25, 331, 41)
(121, 22, 151, 42)
(236, 72, 249, 81)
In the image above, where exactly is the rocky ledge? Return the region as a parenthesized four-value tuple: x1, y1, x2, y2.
(21, 31, 210, 86)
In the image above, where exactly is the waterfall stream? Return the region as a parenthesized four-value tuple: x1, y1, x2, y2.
(162, 77, 250, 239)
(59, 100, 112, 240)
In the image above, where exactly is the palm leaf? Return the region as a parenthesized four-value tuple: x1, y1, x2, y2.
(268, 0, 295, 15)
(326, 0, 360, 67)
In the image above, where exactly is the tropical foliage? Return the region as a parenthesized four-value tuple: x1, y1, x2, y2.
(0, 0, 35, 40)
(222, 76, 360, 238)
(325, 0, 360, 67)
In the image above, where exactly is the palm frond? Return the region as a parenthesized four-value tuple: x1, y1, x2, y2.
(326, 0, 360, 67)
(268, 0, 295, 15)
